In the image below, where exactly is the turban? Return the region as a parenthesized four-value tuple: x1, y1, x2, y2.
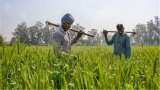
(61, 13, 74, 25)
(116, 24, 124, 29)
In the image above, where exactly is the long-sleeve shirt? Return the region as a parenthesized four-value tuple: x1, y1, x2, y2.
(105, 32, 131, 58)
(51, 27, 78, 52)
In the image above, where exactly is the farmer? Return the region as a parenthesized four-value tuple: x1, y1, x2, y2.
(52, 13, 83, 52)
(103, 24, 131, 59)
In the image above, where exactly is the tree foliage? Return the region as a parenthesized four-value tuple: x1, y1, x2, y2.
(13, 21, 52, 45)
(0, 35, 4, 45)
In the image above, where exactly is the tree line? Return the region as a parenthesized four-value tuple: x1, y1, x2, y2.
(10, 21, 51, 45)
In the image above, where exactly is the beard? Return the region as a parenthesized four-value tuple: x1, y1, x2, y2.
(118, 30, 124, 35)
(62, 24, 71, 31)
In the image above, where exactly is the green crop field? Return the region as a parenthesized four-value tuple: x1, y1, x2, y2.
(0, 44, 160, 89)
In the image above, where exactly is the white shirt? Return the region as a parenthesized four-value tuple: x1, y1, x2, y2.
(52, 27, 77, 52)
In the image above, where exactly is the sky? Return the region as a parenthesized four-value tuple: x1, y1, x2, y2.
(0, 0, 159, 41)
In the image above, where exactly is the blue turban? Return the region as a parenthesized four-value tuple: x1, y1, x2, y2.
(61, 13, 74, 25)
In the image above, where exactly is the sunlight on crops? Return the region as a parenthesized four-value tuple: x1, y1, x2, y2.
(0, 45, 160, 89)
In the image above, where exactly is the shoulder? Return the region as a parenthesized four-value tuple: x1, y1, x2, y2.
(125, 34, 129, 38)
(113, 32, 118, 37)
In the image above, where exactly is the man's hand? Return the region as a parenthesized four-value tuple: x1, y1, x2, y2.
(103, 30, 108, 37)
(132, 32, 136, 36)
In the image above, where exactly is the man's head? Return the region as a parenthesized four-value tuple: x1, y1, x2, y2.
(61, 13, 74, 31)
(116, 24, 124, 34)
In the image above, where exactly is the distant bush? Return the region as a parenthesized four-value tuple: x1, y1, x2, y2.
(0, 35, 4, 45)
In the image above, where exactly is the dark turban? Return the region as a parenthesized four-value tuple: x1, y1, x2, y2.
(61, 13, 74, 25)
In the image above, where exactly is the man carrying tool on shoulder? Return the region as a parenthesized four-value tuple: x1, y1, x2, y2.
(103, 24, 131, 59)
(52, 13, 83, 53)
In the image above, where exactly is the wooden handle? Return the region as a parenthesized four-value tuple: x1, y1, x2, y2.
(46, 21, 59, 27)
(46, 21, 95, 37)
(103, 29, 136, 34)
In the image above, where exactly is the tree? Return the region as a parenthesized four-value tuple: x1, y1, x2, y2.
(10, 37, 17, 45)
(0, 35, 4, 45)
(13, 22, 29, 43)
(13, 21, 45, 45)
(13, 21, 54, 45)
(42, 25, 52, 44)
(134, 24, 146, 45)
(28, 21, 44, 44)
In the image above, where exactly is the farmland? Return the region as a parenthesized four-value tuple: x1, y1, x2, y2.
(0, 45, 160, 89)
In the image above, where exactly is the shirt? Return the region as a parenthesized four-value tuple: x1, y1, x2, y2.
(52, 26, 77, 52)
(105, 32, 131, 58)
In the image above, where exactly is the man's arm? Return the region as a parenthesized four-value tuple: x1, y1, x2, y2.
(71, 30, 83, 45)
(103, 30, 115, 45)
(104, 35, 115, 45)
(71, 37, 80, 45)
(125, 36, 131, 58)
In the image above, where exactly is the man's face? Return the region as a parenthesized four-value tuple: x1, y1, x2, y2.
(117, 26, 124, 34)
(62, 22, 71, 31)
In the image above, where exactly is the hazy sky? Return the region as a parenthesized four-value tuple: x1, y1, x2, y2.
(0, 0, 159, 41)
